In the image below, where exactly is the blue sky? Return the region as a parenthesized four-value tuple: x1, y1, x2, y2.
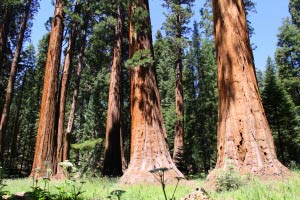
(31, 0, 290, 71)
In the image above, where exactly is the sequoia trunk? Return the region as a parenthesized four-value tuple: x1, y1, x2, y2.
(56, 6, 78, 178)
(102, 2, 125, 177)
(0, 0, 31, 160)
(172, 6, 185, 171)
(209, 0, 288, 179)
(64, 22, 88, 161)
(30, 0, 64, 177)
(173, 54, 184, 171)
(120, 0, 184, 184)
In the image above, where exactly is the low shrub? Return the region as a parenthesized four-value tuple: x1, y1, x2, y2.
(215, 165, 244, 192)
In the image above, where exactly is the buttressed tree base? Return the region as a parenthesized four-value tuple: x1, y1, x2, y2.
(119, 0, 184, 184)
(208, 0, 289, 181)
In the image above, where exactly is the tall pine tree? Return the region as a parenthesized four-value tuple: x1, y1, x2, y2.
(162, 0, 194, 171)
(262, 57, 300, 165)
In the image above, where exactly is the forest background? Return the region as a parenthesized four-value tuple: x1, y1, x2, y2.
(31, 0, 289, 70)
(0, 0, 299, 182)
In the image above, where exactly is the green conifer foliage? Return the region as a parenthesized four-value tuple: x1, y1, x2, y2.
(154, 30, 176, 153)
(289, 0, 300, 27)
(8, 44, 38, 175)
(162, 0, 195, 171)
(261, 57, 300, 165)
(190, 1, 217, 175)
(276, 19, 300, 107)
(185, 18, 218, 175)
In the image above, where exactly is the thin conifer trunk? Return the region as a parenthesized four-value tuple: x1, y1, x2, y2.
(0, 0, 32, 160)
(64, 22, 87, 161)
(9, 74, 26, 166)
(173, 54, 184, 170)
(173, 9, 185, 170)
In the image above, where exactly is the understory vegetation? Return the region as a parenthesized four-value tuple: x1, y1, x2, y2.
(210, 170, 300, 200)
(0, 170, 300, 199)
(2, 177, 192, 200)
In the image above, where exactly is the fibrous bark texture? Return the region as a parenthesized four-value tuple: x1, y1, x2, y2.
(173, 5, 185, 171)
(55, 6, 78, 178)
(0, 0, 31, 160)
(209, 0, 288, 179)
(30, 0, 64, 177)
(173, 58, 184, 170)
(65, 22, 87, 159)
(119, 0, 184, 184)
(102, 2, 125, 177)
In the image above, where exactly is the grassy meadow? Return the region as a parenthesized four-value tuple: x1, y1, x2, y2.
(209, 171, 300, 200)
(2, 171, 300, 199)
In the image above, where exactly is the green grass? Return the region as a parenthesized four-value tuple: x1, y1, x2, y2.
(2, 171, 300, 199)
(3, 177, 194, 200)
(209, 172, 300, 200)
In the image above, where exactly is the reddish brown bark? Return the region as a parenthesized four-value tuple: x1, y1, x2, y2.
(30, 0, 64, 177)
(119, 0, 183, 184)
(64, 22, 87, 161)
(208, 0, 288, 180)
(102, 2, 125, 177)
(0, 0, 31, 160)
(55, 6, 79, 178)
(173, 6, 185, 171)
(173, 53, 184, 170)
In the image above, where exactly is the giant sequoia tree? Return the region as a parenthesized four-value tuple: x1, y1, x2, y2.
(55, 2, 79, 178)
(120, 0, 183, 184)
(30, 0, 64, 176)
(65, 20, 88, 164)
(102, 1, 125, 177)
(209, 0, 288, 179)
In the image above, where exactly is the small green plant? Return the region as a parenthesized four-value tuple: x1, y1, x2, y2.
(149, 167, 184, 200)
(289, 160, 300, 171)
(59, 160, 78, 180)
(55, 160, 85, 200)
(215, 165, 244, 192)
(55, 179, 85, 200)
(31, 186, 52, 200)
(0, 166, 8, 196)
(31, 163, 53, 200)
(29, 160, 85, 200)
(107, 189, 126, 200)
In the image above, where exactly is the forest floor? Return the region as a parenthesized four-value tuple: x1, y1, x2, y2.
(2, 170, 300, 199)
